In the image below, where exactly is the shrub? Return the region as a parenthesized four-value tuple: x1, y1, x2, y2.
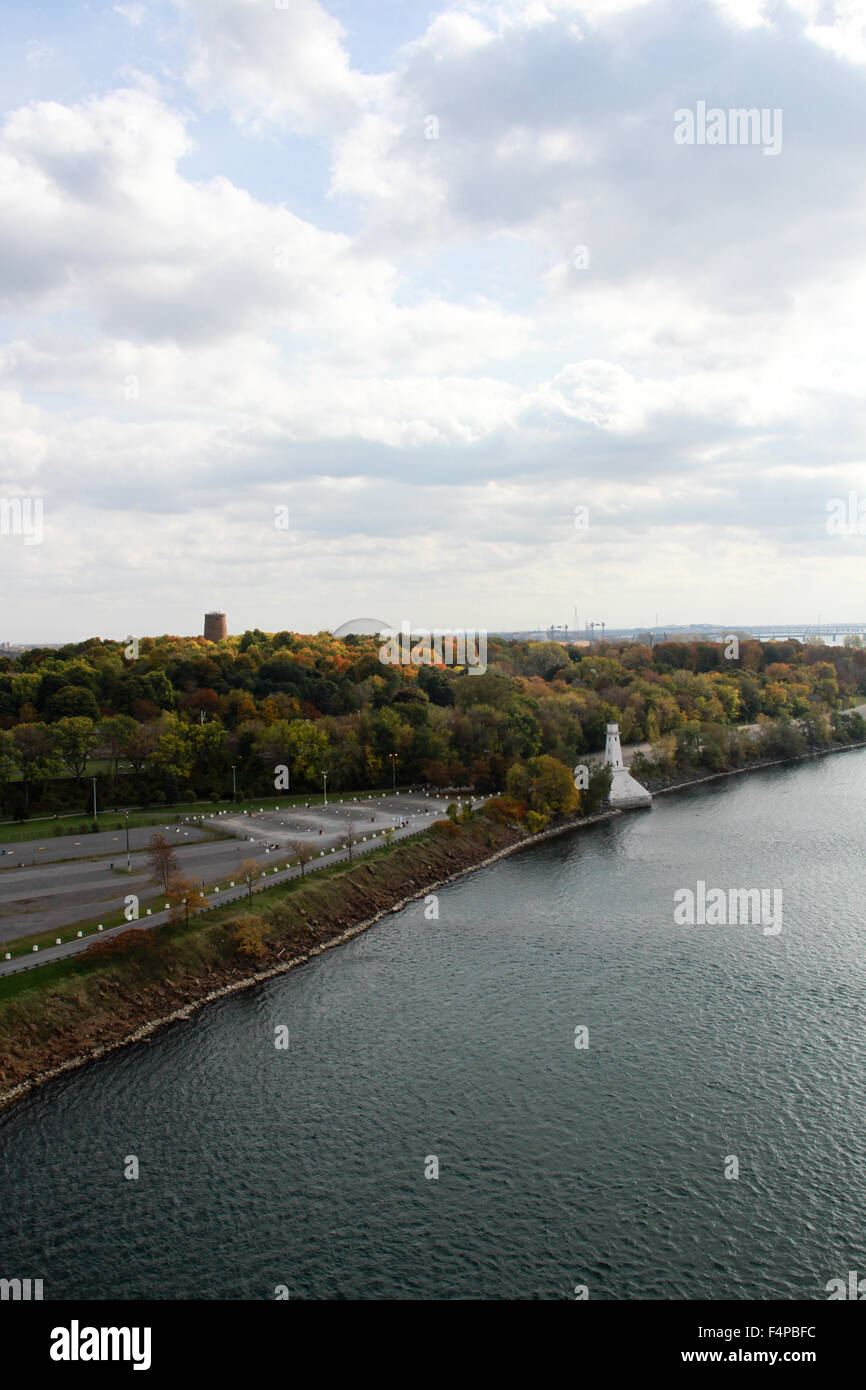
(84, 929, 156, 960)
(232, 916, 269, 959)
(481, 796, 526, 825)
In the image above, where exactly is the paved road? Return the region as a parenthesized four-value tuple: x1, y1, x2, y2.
(0, 822, 212, 867)
(0, 794, 476, 976)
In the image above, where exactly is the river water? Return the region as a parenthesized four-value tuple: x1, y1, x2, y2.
(2, 752, 866, 1300)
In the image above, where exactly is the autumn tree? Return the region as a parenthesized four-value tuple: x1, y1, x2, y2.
(238, 856, 263, 898)
(165, 873, 209, 927)
(233, 916, 269, 959)
(146, 831, 180, 892)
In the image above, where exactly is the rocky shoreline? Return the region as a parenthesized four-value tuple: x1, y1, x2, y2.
(641, 735, 866, 795)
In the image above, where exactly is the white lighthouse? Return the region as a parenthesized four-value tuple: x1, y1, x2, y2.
(603, 723, 652, 809)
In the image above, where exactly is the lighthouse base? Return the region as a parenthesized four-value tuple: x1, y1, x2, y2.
(608, 767, 653, 809)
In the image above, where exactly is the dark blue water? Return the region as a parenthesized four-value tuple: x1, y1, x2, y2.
(2, 752, 866, 1299)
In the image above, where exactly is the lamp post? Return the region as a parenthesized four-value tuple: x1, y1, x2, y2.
(124, 810, 130, 872)
(322, 771, 328, 806)
(91, 776, 98, 821)
(231, 764, 237, 800)
(388, 752, 398, 792)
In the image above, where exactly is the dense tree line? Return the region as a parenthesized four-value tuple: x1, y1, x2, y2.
(0, 630, 863, 822)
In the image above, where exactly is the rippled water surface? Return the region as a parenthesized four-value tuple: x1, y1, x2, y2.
(2, 753, 866, 1299)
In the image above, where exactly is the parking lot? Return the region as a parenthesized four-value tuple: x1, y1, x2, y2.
(0, 793, 470, 947)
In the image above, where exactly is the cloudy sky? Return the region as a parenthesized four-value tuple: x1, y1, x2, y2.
(1, 0, 865, 643)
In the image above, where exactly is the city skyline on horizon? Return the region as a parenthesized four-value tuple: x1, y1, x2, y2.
(3, 613, 866, 650)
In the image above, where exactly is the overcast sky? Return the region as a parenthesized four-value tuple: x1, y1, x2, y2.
(0, 0, 864, 642)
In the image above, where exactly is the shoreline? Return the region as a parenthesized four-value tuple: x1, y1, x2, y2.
(0, 808, 620, 1113)
(3, 735, 865, 1114)
(644, 735, 866, 796)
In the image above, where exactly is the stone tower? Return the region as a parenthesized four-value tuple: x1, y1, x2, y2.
(204, 612, 227, 643)
(603, 722, 652, 808)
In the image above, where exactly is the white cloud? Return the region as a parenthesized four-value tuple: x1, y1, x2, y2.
(176, 0, 379, 132)
(2, 0, 866, 637)
(113, 4, 148, 26)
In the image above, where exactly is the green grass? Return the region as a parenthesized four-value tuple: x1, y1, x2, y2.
(0, 953, 99, 1003)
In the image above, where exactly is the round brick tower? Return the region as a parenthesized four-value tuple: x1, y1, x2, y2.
(204, 612, 227, 643)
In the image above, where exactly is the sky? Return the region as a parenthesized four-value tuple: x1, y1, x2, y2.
(0, 0, 865, 643)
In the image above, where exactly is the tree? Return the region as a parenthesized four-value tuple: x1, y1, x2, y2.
(101, 714, 137, 778)
(343, 819, 357, 861)
(165, 873, 208, 927)
(12, 722, 62, 810)
(45, 685, 101, 722)
(285, 719, 331, 784)
(506, 754, 578, 822)
(252, 720, 294, 784)
(54, 716, 99, 784)
(287, 839, 313, 876)
(148, 718, 194, 788)
(123, 722, 161, 776)
(238, 856, 262, 898)
(0, 729, 19, 810)
(146, 831, 180, 892)
(233, 916, 269, 958)
(187, 721, 229, 786)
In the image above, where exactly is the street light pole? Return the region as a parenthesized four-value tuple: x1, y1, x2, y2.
(322, 771, 328, 806)
(92, 776, 98, 821)
(125, 810, 130, 872)
(231, 763, 237, 800)
(389, 753, 398, 791)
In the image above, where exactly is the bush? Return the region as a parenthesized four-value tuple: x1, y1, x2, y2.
(232, 916, 269, 959)
(481, 796, 526, 825)
(84, 929, 156, 960)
